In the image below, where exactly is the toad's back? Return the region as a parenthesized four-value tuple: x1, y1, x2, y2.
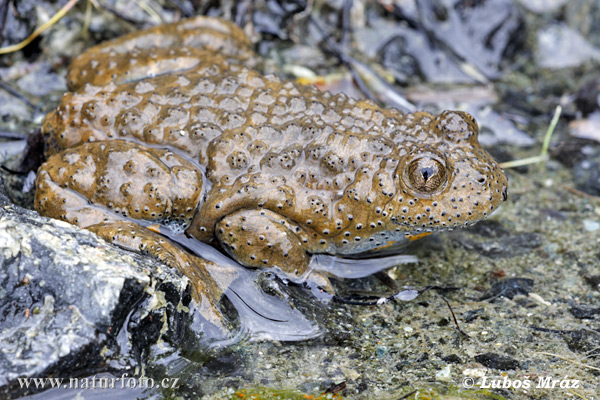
(39, 16, 507, 267)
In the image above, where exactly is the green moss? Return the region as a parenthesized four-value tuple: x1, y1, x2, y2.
(230, 387, 342, 400)
(228, 385, 507, 400)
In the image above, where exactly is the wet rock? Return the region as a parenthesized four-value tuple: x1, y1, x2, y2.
(582, 219, 600, 232)
(573, 149, 600, 196)
(515, 0, 567, 14)
(574, 77, 600, 115)
(0, 186, 195, 398)
(404, 85, 499, 106)
(536, 24, 600, 69)
(456, 221, 542, 259)
(441, 354, 462, 363)
(15, 62, 66, 97)
(563, 329, 600, 357)
(479, 278, 534, 301)
(0, 139, 27, 160)
(384, 0, 523, 81)
(569, 112, 600, 143)
(570, 305, 600, 319)
(252, 0, 307, 38)
(551, 138, 597, 168)
(584, 275, 600, 291)
(0, 162, 36, 210)
(474, 353, 520, 370)
(380, 28, 474, 85)
(463, 308, 485, 323)
(203, 351, 245, 376)
(476, 232, 541, 258)
(0, 0, 40, 52)
(564, 0, 600, 48)
(0, 90, 32, 129)
(466, 105, 535, 147)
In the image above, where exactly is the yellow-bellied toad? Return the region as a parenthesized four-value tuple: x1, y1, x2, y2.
(35, 16, 508, 326)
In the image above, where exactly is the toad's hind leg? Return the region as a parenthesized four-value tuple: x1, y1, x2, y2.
(87, 221, 226, 331)
(35, 141, 227, 330)
(215, 209, 333, 292)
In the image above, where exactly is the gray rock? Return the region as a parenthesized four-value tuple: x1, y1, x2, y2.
(0, 182, 194, 398)
(516, 0, 567, 14)
(537, 24, 600, 69)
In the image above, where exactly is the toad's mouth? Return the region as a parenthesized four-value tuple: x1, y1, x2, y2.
(388, 210, 492, 233)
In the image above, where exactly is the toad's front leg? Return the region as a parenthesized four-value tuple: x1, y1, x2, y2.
(215, 209, 333, 292)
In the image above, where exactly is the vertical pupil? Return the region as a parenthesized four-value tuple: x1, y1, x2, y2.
(406, 156, 446, 194)
(421, 167, 433, 181)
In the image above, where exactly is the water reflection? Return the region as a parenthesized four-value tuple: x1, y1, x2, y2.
(168, 232, 321, 344)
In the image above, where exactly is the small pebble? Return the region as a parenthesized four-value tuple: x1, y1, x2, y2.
(583, 219, 600, 232)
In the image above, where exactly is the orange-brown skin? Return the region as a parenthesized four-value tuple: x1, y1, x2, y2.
(35, 17, 507, 319)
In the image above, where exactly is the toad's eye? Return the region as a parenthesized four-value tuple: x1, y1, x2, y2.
(406, 156, 446, 194)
